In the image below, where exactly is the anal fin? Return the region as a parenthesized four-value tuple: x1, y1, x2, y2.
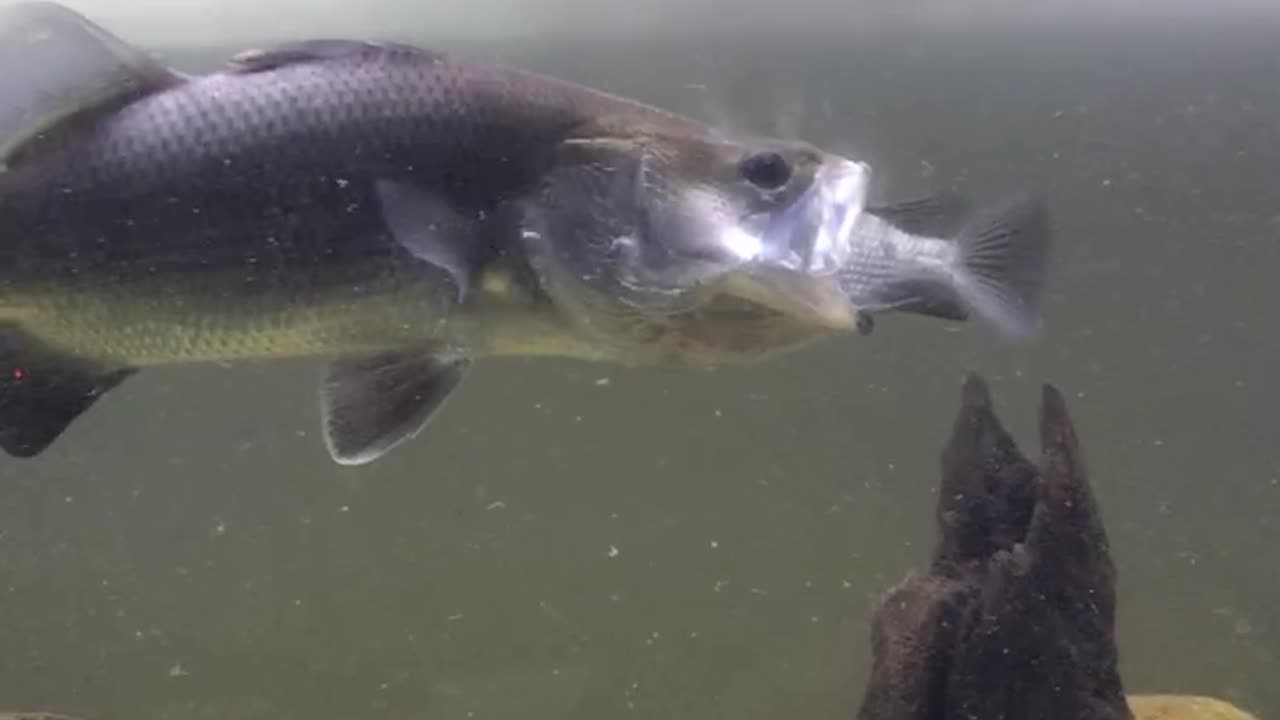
(320, 345, 470, 466)
(0, 333, 137, 458)
(877, 279, 971, 323)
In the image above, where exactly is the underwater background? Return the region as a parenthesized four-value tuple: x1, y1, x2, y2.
(1, 6, 1277, 720)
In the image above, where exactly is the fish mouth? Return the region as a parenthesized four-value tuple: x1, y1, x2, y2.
(757, 157, 870, 275)
(718, 266, 860, 331)
(711, 157, 869, 331)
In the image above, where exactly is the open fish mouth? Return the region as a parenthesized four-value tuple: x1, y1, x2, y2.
(709, 157, 869, 332)
(760, 157, 870, 276)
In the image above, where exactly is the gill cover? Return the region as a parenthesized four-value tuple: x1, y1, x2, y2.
(521, 135, 746, 315)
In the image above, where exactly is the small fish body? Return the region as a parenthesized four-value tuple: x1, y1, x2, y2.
(0, 2, 1051, 466)
(838, 193, 1052, 338)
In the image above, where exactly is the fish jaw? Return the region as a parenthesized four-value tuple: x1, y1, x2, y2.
(717, 268, 860, 333)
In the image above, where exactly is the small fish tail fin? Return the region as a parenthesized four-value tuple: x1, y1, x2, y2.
(947, 194, 1053, 340)
(0, 1, 184, 168)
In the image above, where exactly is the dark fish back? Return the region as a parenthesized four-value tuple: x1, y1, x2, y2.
(0, 41, 612, 288)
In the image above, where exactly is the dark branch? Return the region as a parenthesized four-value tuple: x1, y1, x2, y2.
(855, 372, 1131, 720)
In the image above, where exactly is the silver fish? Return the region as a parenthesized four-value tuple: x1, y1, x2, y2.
(839, 192, 1052, 338)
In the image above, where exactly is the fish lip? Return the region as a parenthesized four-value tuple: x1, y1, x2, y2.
(718, 266, 861, 332)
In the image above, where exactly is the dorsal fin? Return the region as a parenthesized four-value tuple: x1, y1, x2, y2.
(867, 193, 973, 238)
(226, 39, 441, 74)
(0, 1, 186, 166)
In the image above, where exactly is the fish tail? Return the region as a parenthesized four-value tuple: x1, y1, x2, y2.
(944, 194, 1053, 339)
(0, 0, 173, 458)
(0, 328, 138, 459)
(0, 2, 186, 168)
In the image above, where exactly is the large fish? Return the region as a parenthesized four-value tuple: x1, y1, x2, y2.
(0, 2, 1050, 466)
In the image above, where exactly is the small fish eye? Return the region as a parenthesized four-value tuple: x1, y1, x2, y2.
(739, 151, 792, 190)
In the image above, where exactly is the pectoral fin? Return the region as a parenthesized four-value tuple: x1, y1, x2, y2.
(876, 279, 971, 322)
(319, 346, 469, 466)
(375, 180, 482, 303)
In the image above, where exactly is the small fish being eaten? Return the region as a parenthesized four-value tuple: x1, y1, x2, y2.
(845, 192, 1052, 339)
(0, 1, 1052, 465)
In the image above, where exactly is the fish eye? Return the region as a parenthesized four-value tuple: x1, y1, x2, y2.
(739, 151, 792, 190)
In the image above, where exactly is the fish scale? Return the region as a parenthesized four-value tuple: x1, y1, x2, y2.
(837, 213, 957, 304)
(8, 269, 454, 366)
(25, 53, 577, 196)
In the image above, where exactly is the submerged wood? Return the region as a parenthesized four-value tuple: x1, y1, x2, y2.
(853, 372, 1258, 720)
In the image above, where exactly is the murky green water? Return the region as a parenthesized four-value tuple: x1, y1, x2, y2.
(2, 20, 1277, 720)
